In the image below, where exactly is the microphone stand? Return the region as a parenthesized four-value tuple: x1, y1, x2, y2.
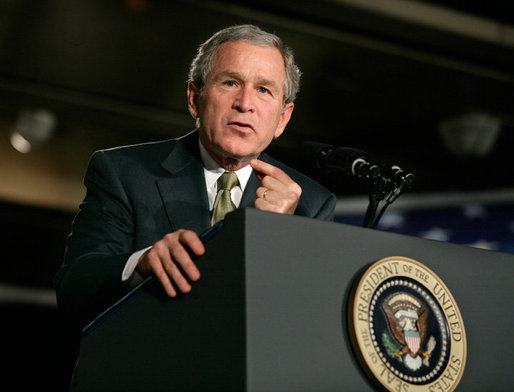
(362, 168, 387, 228)
(362, 167, 414, 229)
(370, 183, 401, 229)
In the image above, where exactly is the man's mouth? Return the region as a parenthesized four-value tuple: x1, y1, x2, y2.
(228, 121, 254, 131)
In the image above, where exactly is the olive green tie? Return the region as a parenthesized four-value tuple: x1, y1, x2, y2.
(211, 172, 239, 225)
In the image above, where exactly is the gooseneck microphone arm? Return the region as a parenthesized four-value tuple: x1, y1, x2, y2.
(370, 166, 415, 228)
(299, 141, 415, 228)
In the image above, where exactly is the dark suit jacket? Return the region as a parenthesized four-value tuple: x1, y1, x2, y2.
(55, 130, 335, 328)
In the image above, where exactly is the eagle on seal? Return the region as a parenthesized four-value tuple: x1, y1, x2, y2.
(382, 292, 431, 370)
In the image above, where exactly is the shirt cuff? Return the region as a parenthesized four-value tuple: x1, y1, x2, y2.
(122, 246, 151, 286)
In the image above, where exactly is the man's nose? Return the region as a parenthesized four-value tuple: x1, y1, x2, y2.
(233, 87, 255, 113)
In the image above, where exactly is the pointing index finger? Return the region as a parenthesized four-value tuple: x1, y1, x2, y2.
(250, 159, 290, 183)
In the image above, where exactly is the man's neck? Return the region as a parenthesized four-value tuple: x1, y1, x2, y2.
(198, 137, 255, 171)
(217, 157, 251, 172)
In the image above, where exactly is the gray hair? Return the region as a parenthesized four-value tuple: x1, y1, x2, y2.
(188, 24, 301, 104)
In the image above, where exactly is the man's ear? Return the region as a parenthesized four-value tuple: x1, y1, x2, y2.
(187, 82, 200, 119)
(273, 102, 294, 139)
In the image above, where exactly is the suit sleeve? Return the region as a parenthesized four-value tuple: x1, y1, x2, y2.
(54, 150, 136, 329)
(312, 192, 336, 221)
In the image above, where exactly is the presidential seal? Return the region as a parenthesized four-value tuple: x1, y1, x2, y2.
(348, 256, 466, 392)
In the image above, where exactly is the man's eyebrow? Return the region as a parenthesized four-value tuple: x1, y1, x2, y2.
(213, 71, 242, 81)
(214, 71, 280, 91)
(256, 76, 279, 91)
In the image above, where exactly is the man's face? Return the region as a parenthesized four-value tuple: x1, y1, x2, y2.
(188, 41, 294, 166)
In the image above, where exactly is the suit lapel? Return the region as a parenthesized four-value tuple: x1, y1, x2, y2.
(240, 152, 272, 208)
(157, 132, 211, 235)
(156, 137, 273, 231)
(240, 172, 259, 208)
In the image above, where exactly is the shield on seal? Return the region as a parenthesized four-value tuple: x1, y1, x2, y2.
(405, 330, 421, 354)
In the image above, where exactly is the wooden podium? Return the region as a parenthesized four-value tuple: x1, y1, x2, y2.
(70, 208, 513, 391)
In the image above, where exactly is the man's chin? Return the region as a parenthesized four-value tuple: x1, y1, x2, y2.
(224, 151, 258, 164)
(215, 146, 261, 169)
(218, 142, 259, 160)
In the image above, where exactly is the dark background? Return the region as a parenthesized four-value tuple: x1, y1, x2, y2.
(0, 0, 512, 389)
(1, 0, 513, 195)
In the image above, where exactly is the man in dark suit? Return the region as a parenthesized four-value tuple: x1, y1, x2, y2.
(55, 24, 336, 328)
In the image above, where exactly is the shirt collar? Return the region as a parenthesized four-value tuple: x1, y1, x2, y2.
(198, 138, 253, 191)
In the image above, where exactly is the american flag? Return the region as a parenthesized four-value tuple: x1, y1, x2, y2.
(335, 190, 514, 254)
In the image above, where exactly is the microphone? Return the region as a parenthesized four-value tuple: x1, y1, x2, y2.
(300, 141, 416, 228)
(299, 141, 415, 187)
(299, 141, 380, 180)
(388, 165, 416, 191)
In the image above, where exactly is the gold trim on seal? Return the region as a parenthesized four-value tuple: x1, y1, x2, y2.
(348, 256, 466, 392)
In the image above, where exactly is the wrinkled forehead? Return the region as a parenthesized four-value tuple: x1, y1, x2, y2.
(210, 41, 286, 82)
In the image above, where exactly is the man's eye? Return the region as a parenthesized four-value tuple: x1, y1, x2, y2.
(258, 87, 269, 94)
(225, 81, 236, 87)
